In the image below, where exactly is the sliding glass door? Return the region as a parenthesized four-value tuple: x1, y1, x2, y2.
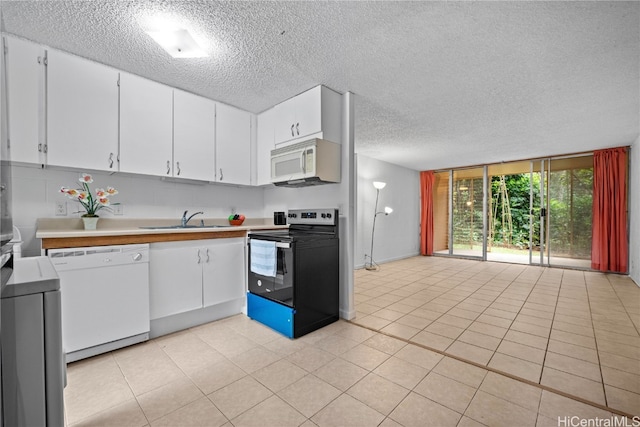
(547, 156, 593, 268)
(530, 160, 547, 266)
(433, 155, 593, 269)
(432, 172, 450, 254)
(451, 168, 485, 258)
(485, 160, 540, 265)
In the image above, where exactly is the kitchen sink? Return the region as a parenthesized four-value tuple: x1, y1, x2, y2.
(139, 225, 231, 230)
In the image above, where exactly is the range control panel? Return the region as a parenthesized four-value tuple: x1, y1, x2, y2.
(287, 208, 338, 226)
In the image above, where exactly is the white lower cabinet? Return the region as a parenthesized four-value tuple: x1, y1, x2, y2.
(149, 238, 245, 320)
(202, 239, 246, 307)
(149, 241, 202, 320)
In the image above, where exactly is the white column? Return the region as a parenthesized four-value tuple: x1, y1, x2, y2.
(340, 91, 356, 319)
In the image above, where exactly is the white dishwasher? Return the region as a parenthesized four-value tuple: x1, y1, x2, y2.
(48, 243, 150, 362)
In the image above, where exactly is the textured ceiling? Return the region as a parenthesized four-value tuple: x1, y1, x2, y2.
(1, 1, 638, 170)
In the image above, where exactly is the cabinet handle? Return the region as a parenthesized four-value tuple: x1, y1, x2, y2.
(302, 150, 306, 173)
(206, 248, 210, 263)
(197, 249, 201, 264)
(38, 143, 42, 153)
(176, 162, 181, 176)
(166, 160, 171, 175)
(291, 124, 295, 137)
(296, 123, 299, 135)
(108, 153, 114, 168)
(43, 144, 48, 153)
(219, 168, 223, 181)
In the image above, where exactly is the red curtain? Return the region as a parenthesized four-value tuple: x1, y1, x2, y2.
(591, 147, 628, 272)
(420, 171, 435, 255)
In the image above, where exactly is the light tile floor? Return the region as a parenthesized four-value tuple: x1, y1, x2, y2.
(65, 257, 640, 427)
(65, 299, 637, 425)
(352, 256, 640, 417)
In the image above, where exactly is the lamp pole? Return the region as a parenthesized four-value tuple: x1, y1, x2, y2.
(366, 182, 392, 271)
(366, 187, 382, 271)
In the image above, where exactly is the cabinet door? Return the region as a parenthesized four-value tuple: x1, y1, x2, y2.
(256, 108, 275, 186)
(273, 98, 297, 144)
(203, 238, 245, 307)
(174, 90, 215, 181)
(47, 49, 119, 171)
(4, 36, 45, 164)
(149, 243, 203, 319)
(119, 73, 173, 177)
(216, 103, 251, 185)
(293, 85, 322, 140)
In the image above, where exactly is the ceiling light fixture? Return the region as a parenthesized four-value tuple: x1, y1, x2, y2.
(145, 28, 208, 58)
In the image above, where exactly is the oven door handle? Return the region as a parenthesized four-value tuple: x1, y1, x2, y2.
(249, 239, 291, 249)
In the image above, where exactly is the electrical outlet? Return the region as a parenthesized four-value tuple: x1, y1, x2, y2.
(55, 201, 67, 216)
(113, 204, 124, 216)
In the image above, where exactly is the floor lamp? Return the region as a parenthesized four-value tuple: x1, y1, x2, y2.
(366, 181, 393, 271)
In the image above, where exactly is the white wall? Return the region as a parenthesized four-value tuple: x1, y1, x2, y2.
(630, 136, 640, 286)
(10, 165, 265, 257)
(355, 154, 420, 269)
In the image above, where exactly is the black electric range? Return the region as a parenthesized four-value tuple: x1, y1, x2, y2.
(247, 208, 339, 338)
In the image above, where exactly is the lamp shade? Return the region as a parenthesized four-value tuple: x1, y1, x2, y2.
(373, 181, 386, 189)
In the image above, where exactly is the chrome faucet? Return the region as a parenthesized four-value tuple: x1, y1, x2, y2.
(181, 210, 204, 227)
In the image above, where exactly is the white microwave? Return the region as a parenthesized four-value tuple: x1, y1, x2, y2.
(270, 138, 341, 187)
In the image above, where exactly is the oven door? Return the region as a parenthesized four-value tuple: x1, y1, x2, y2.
(248, 239, 294, 306)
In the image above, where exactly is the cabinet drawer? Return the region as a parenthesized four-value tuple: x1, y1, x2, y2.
(247, 293, 294, 338)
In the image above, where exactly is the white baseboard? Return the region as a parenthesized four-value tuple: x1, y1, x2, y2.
(354, 252, 420, 270)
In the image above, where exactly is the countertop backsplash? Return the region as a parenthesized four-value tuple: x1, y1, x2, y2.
(10, 164, 267, 256)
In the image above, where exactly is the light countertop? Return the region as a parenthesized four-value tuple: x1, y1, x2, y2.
(36, 217, 287, 240)
(36, 218, 288, 249)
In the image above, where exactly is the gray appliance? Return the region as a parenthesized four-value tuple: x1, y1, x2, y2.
(1, 256, 64, 427)
(1, 32, 16, 427)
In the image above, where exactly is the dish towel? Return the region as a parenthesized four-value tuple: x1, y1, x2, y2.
(250, 240, 277, 277)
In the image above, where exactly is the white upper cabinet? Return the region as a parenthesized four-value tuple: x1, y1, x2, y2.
(256, 108, 275, 186)
(4, 36, 46, 165)
(173, 90, 216, 182)
(215, 103, 251, 185)
(119, 72, 173, 177)
(47, 49, 119, 171)
(273, 85, 342, 146)
(4, 37, 271, 187)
